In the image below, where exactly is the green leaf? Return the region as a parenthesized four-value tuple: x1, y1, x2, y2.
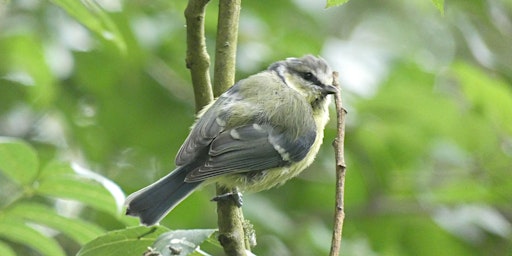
(37, 173, 118, 216)
(431, 0, 444, 15)
(37, 161, 121, 216)
(153, 229, 217, 256)
(0, 218, 66, 256)
(71, 163, 127, 213)
(6, 202, 106, 245)
(77, 226, 170, 256)
(326, 0, 350, 8)
(0, 241, 16, 256)
(0, 138, 39, 185)
(0, 35, 57, 107)
(37, 161, 136, 225)
(38, 160, 75, 179)
(50, 0, 127, 53)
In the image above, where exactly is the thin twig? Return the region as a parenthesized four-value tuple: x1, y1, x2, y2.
(184, 0, 214, 112)
(329, 71, 347, 256)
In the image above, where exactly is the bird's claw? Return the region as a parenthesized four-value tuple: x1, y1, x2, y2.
(211, 191, 243, 207)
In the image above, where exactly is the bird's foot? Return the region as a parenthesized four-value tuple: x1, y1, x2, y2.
(211, 191, 243, 207)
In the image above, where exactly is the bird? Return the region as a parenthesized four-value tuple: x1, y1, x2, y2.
(125, 55, 337, 226)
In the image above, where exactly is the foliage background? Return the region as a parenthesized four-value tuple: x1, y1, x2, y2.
(1, 0, 512, 255)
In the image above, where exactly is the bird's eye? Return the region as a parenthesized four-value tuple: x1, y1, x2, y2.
(302, 72, 314, 81)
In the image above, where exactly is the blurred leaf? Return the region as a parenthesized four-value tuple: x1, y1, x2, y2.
(6, 202, 106, 245)
(37, 160, 125, 218)
(0, 242, 15, 256)
(39, 160, 76, 179)
(0, 138, 39, 185)
(37, 162, 118, 216)
(451, 62, 512, 134)
(428, 170, 491, 202)
(357, 216, 474, 256)
(400, 217, 474, 256)
(77, 226, 170, 256)
(353, 63, 457, 190)
(431, 0, 445, 15)
(0, 35, 56, 107)
(37, 173, 119, 216)
(326, 0, 350, 8)
(71, 163, 126, 213)
(50, 0, 127, 53)
(0, 219, 66, 256)
(433, 204, 512, 241)
(152, 229, 217, 256)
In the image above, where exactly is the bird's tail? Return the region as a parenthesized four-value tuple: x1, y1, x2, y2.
(125, 165, 202, 226)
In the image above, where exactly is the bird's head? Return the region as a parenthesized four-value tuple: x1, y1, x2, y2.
(269, 55, 337, 107)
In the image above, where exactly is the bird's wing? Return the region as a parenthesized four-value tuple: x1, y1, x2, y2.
(174, 89, 238, 166)
(175, 73, 275, 166)
(184, 123, 316, 182)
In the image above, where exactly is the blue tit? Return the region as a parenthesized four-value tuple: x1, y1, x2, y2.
(125, 55, 337, 226)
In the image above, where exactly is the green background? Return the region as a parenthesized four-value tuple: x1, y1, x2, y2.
(0, 0, 511, 255)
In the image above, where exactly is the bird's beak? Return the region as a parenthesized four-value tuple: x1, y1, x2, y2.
(323, 84, 339, 95)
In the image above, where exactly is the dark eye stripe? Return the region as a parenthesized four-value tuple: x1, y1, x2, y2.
(300, 72, 325, 88)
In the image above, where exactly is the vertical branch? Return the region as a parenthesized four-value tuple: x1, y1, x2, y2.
(213, 0, 241, 96)
(212, 0, 247, 255)
(216, 187, 248, 255)
(184, 0, 246, 254)
(185, 0, 214, 112)
(329, 72, 347, 256)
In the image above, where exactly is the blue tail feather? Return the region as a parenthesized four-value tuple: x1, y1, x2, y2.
(125, 166, 202, 226)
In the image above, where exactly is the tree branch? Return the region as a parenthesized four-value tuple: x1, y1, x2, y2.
(216, 188, 248, 255)
(212, 0, 247, 255)
(329, 71, 347, 256)
(185, 0, 214, 112)
(213, 0, 241, 96)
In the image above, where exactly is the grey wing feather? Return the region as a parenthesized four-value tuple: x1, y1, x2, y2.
(175, 95, 233, 166)
(184, 123, 316, 182)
